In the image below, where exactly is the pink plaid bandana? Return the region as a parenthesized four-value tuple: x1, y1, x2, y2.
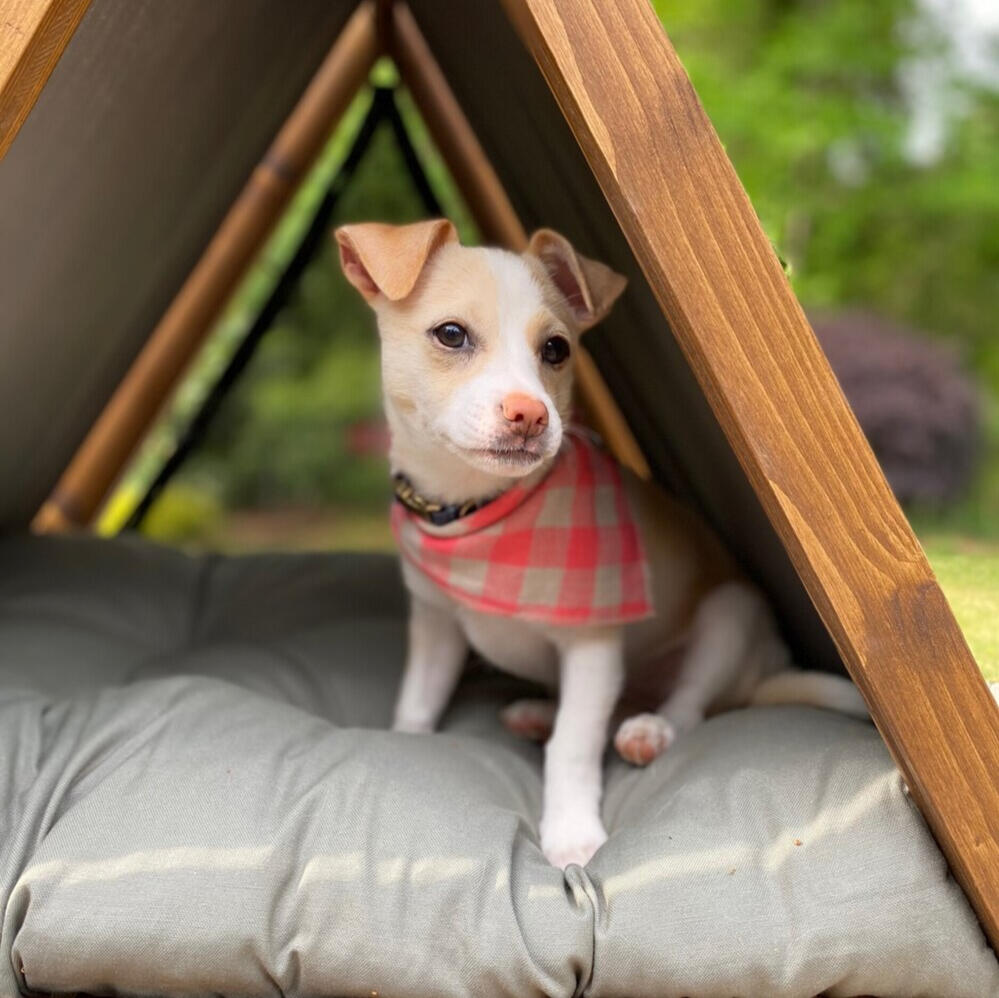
(391, 429, 653, 626)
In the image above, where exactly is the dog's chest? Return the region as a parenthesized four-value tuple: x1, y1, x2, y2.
(402, 559, 559, 686)
(460, 609, 560, 685)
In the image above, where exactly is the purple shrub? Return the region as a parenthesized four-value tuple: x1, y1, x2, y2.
(811, 311, 982, 508)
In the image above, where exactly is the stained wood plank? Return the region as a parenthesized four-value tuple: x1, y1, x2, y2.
(0, 0, 90, 159)
(503, 0, 999, 946)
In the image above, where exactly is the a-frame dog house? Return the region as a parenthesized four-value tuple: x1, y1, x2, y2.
(3, 0, 998, 953)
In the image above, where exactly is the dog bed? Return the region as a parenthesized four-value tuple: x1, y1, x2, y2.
(0, 533, 996, 997)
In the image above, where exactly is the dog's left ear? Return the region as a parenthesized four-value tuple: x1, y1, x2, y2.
(335, 219, 458, 302)
(527, 229, 627, 331)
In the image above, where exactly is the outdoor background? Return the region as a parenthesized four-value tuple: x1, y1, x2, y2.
(101, 0, 998, 679)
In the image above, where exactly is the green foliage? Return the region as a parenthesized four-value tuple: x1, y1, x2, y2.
(656, 0, 999, 532)
(656, 0, 997, 351)
(100, 482, 221, 543)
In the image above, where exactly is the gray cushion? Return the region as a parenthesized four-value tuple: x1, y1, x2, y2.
(0, 534, 996, 997)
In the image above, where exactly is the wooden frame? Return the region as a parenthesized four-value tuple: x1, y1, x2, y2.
(23, 0, 999, 950)
(502, 0, 999, 945)
(0, 0, 90, 160)
(33, 1, 381, 530)
(34, 0, 645, 529)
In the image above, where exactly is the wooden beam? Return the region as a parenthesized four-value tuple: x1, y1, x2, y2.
(0, 0, 90, 160)
(33, 0, 380, 532)
(503, 0, 999, 946)
(388, 1, 650, 481)
(388, 2, 524, 249)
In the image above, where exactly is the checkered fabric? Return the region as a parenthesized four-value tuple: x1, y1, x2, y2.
(391, 429, 653, 626)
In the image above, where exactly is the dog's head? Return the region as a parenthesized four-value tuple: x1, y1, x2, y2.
(335, 219, 626, 480)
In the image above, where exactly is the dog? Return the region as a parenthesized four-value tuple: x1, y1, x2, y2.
(335, 218, 866, 869)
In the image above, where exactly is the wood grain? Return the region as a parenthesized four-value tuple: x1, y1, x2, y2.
(390, 1, 651, 481)
(33, 0, 380, 531)
(503, 0, 999, 947)
(0, 0, 90, 159)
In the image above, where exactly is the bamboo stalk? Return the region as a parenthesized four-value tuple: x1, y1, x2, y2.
(387, 1, 650, 480)
(34, 0, 381, 531)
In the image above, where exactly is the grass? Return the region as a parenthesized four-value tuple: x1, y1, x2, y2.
(921, 534, 999, 682)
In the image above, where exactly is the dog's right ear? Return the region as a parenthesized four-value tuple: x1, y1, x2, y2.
(527, 229, 626, 331)
(334, 219, 458, 302)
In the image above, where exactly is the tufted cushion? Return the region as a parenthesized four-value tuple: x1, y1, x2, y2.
(0, 534, 996, 997)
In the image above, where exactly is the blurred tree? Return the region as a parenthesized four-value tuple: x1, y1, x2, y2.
(812, 311, 981, 505)
(654, 0, 999, 529)
(655, 0, 998, 378)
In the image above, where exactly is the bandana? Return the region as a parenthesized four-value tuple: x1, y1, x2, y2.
(391, 429, 653, 626)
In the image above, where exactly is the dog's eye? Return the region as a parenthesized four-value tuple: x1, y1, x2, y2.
(432, 322, 469, 349)
(541, 336, 571, 366)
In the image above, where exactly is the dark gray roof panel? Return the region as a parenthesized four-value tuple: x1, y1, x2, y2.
(0, 0, 358, 527)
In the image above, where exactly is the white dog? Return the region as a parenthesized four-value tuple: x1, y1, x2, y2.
(336, 219, 865, 869)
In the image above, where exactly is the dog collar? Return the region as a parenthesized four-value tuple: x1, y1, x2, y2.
(392, 472, 497, 527)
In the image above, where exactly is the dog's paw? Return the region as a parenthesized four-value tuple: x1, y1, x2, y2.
(614, 713, 675, 766)
(500, 698, 556, 742)
(540, 812, 607, 869)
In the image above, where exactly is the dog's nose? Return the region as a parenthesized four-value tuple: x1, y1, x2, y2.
(501, 393, 549, 437)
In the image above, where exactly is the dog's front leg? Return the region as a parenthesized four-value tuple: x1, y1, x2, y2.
(540, 629, 624, 869)
(392, 596, 468, 734)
